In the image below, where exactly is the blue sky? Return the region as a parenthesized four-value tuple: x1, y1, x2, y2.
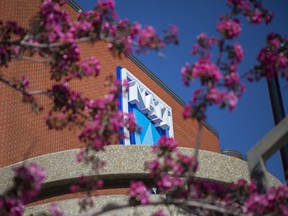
(74, 0, 288, 182)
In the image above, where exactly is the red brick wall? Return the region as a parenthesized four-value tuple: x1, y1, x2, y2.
(0, 0, 219, 168)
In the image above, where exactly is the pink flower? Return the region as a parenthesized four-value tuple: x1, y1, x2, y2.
(177, 152, 197, 172)
(49, 203, 64, 216)
(206, 87, 225, 104)
(182, 105, 192, 119)
(164, 24, 179, 45)
(146, 160, 160, 176)
(250, 9, 263, 24)
(156, 174, 184, 192)
(278, 53, 288, 68)
(124, 112, 137, 133)
(137, 26, 165, 52)
(197, 33, 217, 49)
(217, 18, 241, 39)
(227, 0, 250, 11)
(131, 22, 141, 38)
(190, 44, 199, 56)
(192, 58, 222, 84)
(265, 12, 274, 24)
(224, 72, 240, 88)
(76, 149, 86, 163)
(129, 181, 150, 205)
(69, 184, 81, 193)
(225, 91, 238, 111)
(181, 63, 192, 86)
(0, 162, 46, 213)
(157, 137, 178, 152)
(245, 193, 268, 214)
(233, 43, 244, 62)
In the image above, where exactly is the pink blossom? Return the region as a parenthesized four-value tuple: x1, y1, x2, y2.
(181, 63, 192, 86)
(96, 180, 104, 189)
(225, 91, 238, 111)
(129, 181, 150, 205)
(69, 184, 81, 193)
(146, 159, 160, 176)
(0, 198, 24, 216)
(182, 105, 192, 119)
(131, 22, 141, 38)
(76, 149, 86, 163)
(278, 53, 288, 68)
(97, 0, 115, 10)
(137, 26, 165, 52)
(245, 193, 268, 214)
(45, 112, 69, 130)
(224, 72, 240, 88)
(177, 152, 197, 172)
(206, 87, 225, 104)
(80, 57, 100, 77)
(217, 18, 241, 39)
(250, 9, 263, 24)
(0, 163, 46, 216)
(265, 12, 274, 24)
(258, 48, 275, 65)
(5, 21, 24, 35)
(49, 203, 64, 216)
(157, 136, 178, 153)
(191, 58, 222, 84)
(233, 42, 244, 62)
(156, 174, 184, 192)
(190, 44, 199, 56)
(72, 20, 92, 33)
(164, 24, 179, 45)
(123, 112, 137, 133)
(168, 24, 178, 35)
(227, 0, 250, 11)
(197, 33, 217, 49)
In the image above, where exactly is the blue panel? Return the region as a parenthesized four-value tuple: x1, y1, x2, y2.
(116, 66, 124, 145)
(141, 124, 153, 144)
(152, 125, 161, 143)
(116, 66, 123, 112)
(132, 107, 161, 145)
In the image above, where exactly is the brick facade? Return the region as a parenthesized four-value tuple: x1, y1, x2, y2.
(0, 0, 219, 168)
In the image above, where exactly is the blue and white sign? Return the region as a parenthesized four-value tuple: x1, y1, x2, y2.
(117, 66, 174, 145)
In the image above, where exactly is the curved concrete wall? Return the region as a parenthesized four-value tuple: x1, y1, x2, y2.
(24, 195, 190, 216)
(0, 145, 281, 195)
(1, 145, 282, 215)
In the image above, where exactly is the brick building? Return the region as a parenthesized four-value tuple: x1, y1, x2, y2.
(0, 1, 280, 215)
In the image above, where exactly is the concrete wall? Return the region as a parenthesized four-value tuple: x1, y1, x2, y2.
(0, 146, 281, 215)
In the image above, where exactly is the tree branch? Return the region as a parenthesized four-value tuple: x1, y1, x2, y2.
(78, 196, 244, 216)
(0, 75, 51, 95)
(20, 36, 94, 48)
(12, 55, 50, 64)
(216, 39, 225, 66)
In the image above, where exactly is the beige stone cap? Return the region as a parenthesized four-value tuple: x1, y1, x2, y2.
(0, 145, 282, 194)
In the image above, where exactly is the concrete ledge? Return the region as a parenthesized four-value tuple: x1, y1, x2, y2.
(25, 195, 189, 216)
(0, 145, 282, 195)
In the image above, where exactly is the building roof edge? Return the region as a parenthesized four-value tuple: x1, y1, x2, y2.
(67, 0, 84, 12)
(127, 54, 219, 138)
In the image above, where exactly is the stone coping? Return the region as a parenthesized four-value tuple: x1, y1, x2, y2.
(0, 146, 281, 194)
(25, 195, 189, 216)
